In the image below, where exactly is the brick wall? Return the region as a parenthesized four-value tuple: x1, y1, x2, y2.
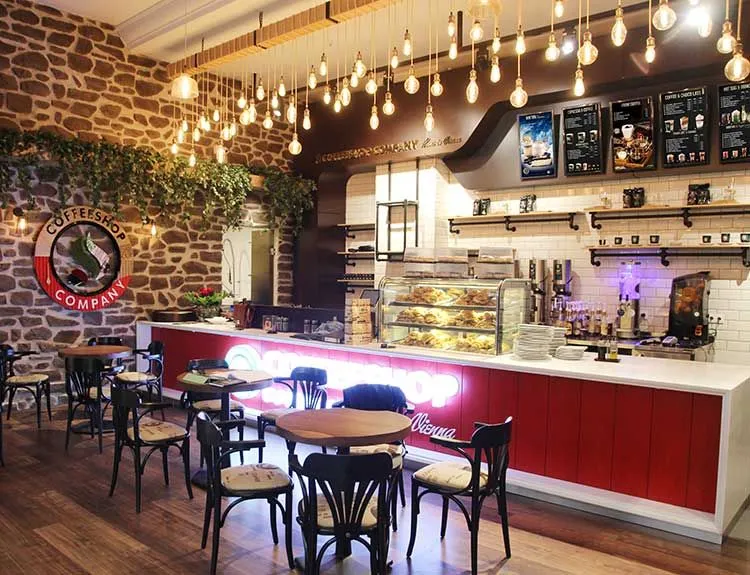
(0, 0, 295, 408)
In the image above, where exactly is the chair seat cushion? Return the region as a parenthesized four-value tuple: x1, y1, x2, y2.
(221, 463, 291, 492)
(413, 461, 487, 491)
(259, 407, 298, 422)
(116, 371, 154, 384)
(88, 384, 112, 400)
(128, 418, 188, 443)
(350, 444, 405, 469)
(300, 494, 379, 530)
(6, 373, 48, 385)
(193, 399, 245, 412)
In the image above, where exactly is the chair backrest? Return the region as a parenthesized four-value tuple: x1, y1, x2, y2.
(187, 358, 229, 372)
(88, 337, 124, 346)
(65, 357, 105, 403)
(110, 385, 141, 441)
(0, 345, 14, 382)
(145, 341, 164, 378)
(290, 367, 327, 410)
(294, 452, 392, 537)
(469, 417, 512, 492)
(341, 384, 408, 413)
(196, 412, 227, 492)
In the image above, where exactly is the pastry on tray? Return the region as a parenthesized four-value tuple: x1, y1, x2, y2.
(395, 286, 450, 305)
(455, 289, 497, 307)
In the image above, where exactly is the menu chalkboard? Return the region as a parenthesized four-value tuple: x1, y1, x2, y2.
(719, 83, 750, 163)
(660, 87, 708, 167)
(562, 103, 603, 175)
(611, 97, 655, 172)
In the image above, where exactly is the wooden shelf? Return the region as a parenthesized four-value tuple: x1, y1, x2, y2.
(337, 223, 375, 239)
(448, 211, 582, 234)
(587, 203, 750, 230)
(588, 245, 750, 267)
(337, 251, 375, 267)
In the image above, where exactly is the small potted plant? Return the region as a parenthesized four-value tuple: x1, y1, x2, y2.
(185, 286, 230, 320)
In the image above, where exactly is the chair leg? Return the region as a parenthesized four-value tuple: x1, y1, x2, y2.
(109, 442, 122, 496)
(201, 487, 212, 549)
(161, 447, 170, 486)
(391, 476, 398, 532)
(497, 490, 511, 558)
(377, 526, 388, 575)
(65, 403, 74, 453)
(6, 387, 15, 420)
(256, 416, 265, 463)
(183, 438, 193, 500)
(35, 384, 42, 429)
(44, 381, 52, 422)
(238, 413, 245, 465)
(470, 497, 481, 575)
(134, 448, 143, 513)
(398, 470, 406, 507)
(97, 400, 104, 454)
(284, 491, 294, 569)
(440, 496, 449, 539)
(405, 481, 420, 557)
(210, 495, 222, 575)
(269, 499, 279, 544)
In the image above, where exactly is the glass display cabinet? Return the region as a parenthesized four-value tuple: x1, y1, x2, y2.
(379, 277, 532, 355)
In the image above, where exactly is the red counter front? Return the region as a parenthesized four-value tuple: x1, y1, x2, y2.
(154, 327, 721, 514)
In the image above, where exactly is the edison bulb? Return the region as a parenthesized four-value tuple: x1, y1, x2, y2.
(350, 68, 359, 89)
(239, 108, 251, 126)
(403, 29, 412, 57)
(256, 80, 265, 101)
(424, 104, 434, 132)
(390, 47, 399, 69)
(554, 0, 564, 18)
(215, 145, 227, 164)
(611, 5, 628, 47)
(237, 94, 247, 109)
(171, 73, 198, 100)
(286, 101, 297, 124)
(199, 115, 208, 131)
(278, 76, 286, 97)
(404, 67, 420, 95)
(369, 105, 379, 130)
(697, 13, 712, 38)
(578, 31, 598, 65)
(645, 35, 656, 63)
(221, 125, 231, 141)
(545, 32, 560, 61)
(726, 44, 750, 82)
(365, 72, 378, 95)
(181, 118, 188, 132)
(430, 72, 444, 97)
(262, 110, 273, 129)
(561, 31, 575, 54)
(323, 85, 332, 105)
(150, 221, 157, 236)
(341, 78, 352, 106)
(191, 127, 200, 142)
(470, 20, 483, 42)
(302, 107, 311, 130)
(229, 121, 237, 137)
(466, 68, 479, 104)
(288, 133, 302, 155)
(333, 94, 342, 113)
(573, 66, 585, 96)
(270, 90, 279, 110)
(188, 152, 196, 167)
(354, 51, 367, 78)
(490, 56, 501, 83)
(382, 91, 395, 115)
(212, 108, 220, 122)
(447, 11, 456, 37)
(449, 37, 458, 60)
(170, 141, 178, 155)
(308, 66, 318, 89)
(492, 29, 501, 54)
(509, 77, 528, 108)
(176, 129, 185, 144)
(515, 27, 526, 55)
(717, 20, 737, 54)
(652, 0, 677, 31)
(248, 100, 257, 123)
(319, 53, 328, 77)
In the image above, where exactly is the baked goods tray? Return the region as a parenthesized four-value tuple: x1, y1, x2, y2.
(389, 321, 495, 334)
(387, 301, 496, 311)
(394, 340, 495, 355)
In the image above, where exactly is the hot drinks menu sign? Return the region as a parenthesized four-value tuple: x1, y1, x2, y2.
(562, 103, 603, 175)
(660, 87, 708, 167)
(611, 97, 655, 172)
(518, 111, 557, 180)
(719, 83, 750, 163)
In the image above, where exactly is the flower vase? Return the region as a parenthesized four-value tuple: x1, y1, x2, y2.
(196, 304, 221, 321)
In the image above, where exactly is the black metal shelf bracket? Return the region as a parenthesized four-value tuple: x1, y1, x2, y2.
(504, 216, 517, 232)
(743, 247, 750, 268)
(589, 246, 750, 268)
(659, 248, 671, 267)
(568, 212, 580, 231)
(448, 219, 460, 234)
(681, 208, 693, 228)
(590, 250, 601, 267)
(345, 287, 355, 294)
(590, 212, 602, 230)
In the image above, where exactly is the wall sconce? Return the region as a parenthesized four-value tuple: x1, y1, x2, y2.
(13, 207, 27, 236)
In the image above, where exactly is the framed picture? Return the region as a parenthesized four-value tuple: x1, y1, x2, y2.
(611, 97, 656, 172)
(562, 103, 604, 176)
(519, 111, 557, 180)
(660, 87, 709, 168)
(718, 83, 750, 163)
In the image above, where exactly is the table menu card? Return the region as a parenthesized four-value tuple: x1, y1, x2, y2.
(719, 83, 750, 163)
(611, 97, 655, 172)
(660, 87, 708, 167)
(563, 103, 603, 175)
(519, 110, 557, 180)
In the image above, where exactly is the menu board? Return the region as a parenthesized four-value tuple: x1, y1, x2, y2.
(660, 87, 708, 167)
(518, 111, 557, 180)
(562, 103, 603, 175)
(611, 97, 655, 172)
(719, 83, 750, 163)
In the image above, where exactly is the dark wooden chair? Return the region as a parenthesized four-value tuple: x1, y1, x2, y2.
(64, 357, 109, 454)
(291, 452, 393, 575)
(0, 345, 51, 429)
(257, 367, 328, 463)
(332, 383, 414, 531)
(87, 336, 126, 380)
(109, 385, 193, 513)
(196, 412, 294, 575)
(115, 340, 164, 403)
(406, 417, 513, 575)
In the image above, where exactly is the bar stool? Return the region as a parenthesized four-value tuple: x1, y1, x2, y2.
(0, 345, 52, 429)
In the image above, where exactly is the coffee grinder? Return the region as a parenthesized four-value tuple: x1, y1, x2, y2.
(549, 259, 572, 325)
(616, 260, 641, 339)
(527, 259, 547, 324)
(668, 271, 711, 344)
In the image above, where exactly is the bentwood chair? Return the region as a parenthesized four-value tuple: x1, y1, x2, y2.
(64, 357, 108, 454)
(291, 452, 394, 575)
(257, 367, 328, 463)
(115, 340, 164, 403)
(87, 336, 126, 379)
(196, 412, 294, 575)
(109, 386, 193, 513)
(333, 384, 414, 531)
(0, 345, 52, 429)
(406, 417, 513, 575)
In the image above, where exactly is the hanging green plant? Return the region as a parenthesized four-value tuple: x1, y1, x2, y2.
(0, 129, 315, 234)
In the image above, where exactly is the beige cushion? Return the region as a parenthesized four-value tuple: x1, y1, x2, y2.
(116, 371, 154, 384)
(350, 444, 405, 469)
(413, 461, 487, 491)
(193, 399, 245, 412)
(88, 384, 111, 400)
(259, 407, 297, 422)
(304, 494, 379, 530)
(221, 463, 291, 492)
(128, 418, 187, 443)
(6, 373, 48, 385)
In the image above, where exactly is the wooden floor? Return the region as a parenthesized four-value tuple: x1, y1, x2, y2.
(0, 407, 748, 575)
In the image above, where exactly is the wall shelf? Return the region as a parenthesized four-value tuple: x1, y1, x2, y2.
(587, 203, 750, 230)
(337, 222, 375, 239)
(448, 211, 582, 234)
(337, 277, 375, 293)
(337, 251, 375, 267)
(588, 245, 750, 268)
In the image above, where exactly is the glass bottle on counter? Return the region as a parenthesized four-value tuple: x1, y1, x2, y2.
(573, 305, 582, 337)
(564, 308, 573, 337)
(600, 310, 608, 336)
(592, 307, 602, 338)
(607, 324, 619, 361)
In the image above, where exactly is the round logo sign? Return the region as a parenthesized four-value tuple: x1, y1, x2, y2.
(34, 206, 133, 311)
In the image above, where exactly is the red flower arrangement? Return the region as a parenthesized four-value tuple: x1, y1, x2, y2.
(185, 286, 229, 307)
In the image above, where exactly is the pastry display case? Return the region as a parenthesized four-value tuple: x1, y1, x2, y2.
(379, 277, 532, 355)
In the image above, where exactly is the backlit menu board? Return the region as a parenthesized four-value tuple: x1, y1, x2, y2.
(719, 83, 750, 163)
(611, 97, 655, 172)
(518, 111, 557, 180)
(660, 87, 708, 167)
(562, 103, 603, 175)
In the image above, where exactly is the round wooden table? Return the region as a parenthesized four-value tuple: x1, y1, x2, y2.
(58, 345, 132, 360)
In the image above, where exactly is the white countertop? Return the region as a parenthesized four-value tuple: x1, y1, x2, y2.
(139, 321, 750, 395)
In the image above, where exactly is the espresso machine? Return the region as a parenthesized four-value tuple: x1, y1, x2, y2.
(548, 259, 571, 326)
(616, 260, 641, 339)
(527, 259, 547, 324)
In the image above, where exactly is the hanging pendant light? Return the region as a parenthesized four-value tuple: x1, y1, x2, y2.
(578, 30, 598, 65)
(390, 47, 400, 69)
(652, 0, 677, 31)
(171, 73, 199, 100)
(237, 93, 247, 109)
(278, 75, 287, 97)
(319, 53, 328, 77)
(180, 118, 189, 132)
(430, 72, 443, 97)
(404, 66, 420, 95)
(308, 66, 318, 89)
(355, 51, 367, 78)
(323, 85, 332, 105)
(424, 104, 435, 132)
(221, 124, 231, 140)
(718, 20, 737, 54)
(449, 36, 458, 59)
(170, 141, 179, 155)
(256, 79, 265, 101)
(510, 77, 528, 108)
(286, 97, 297, 124)
(365, 72, 378, 95)
(515, 26, 526, 54)
(645, 35, 656, 63)
(492, 28, 501, 54)
(561, 30, 576, 54)
(248, 99, 257, 122)
(215, 144, 227, 164)
(239, 107, 251, 126)
(726, 42, 750, 81)
(573, 64, 585, 96)
(230, 120, 237, 137)
(350, 66, 360, 88)
(176, 129, 185, 144)
(466, 68, 479, 104)
(545, 32, 561, 61)
(188, 151, 196, 167)
(262, 110, 273, 129)
(270, 89, 279, 109)
(611, 1, 628, 47)
(490, 56, 501, 83)
(403, 29, 412, 56)
(383, 91, 395, 115)
(555, 0, 565, 18)
(288, 132, 302, 155)
(334, 93, 343, 113)
(470, 20, 484, 42)
(369, 105, 380, 130)
(341, 78, 352, 106)
(447, 11, 456, 36)
(303, 107, 312, 130)
(199, 114, 208, 131)
(192, 126, 201, 142)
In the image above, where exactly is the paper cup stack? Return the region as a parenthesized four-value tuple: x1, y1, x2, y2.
(555, 345, 585, 361)
(513, 324, 553, 360)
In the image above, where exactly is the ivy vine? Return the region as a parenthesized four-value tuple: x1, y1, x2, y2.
(0, 129, 315, 235)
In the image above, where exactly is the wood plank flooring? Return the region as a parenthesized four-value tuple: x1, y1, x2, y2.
(0, 407, 747, 575)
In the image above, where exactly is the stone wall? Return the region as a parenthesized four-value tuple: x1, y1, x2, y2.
(0, 0, 295, 409)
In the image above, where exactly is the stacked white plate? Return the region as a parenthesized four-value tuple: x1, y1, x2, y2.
(549, 327, 567, 355)
(555, 345, 585, 361)
(513, 324, 552, 360)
